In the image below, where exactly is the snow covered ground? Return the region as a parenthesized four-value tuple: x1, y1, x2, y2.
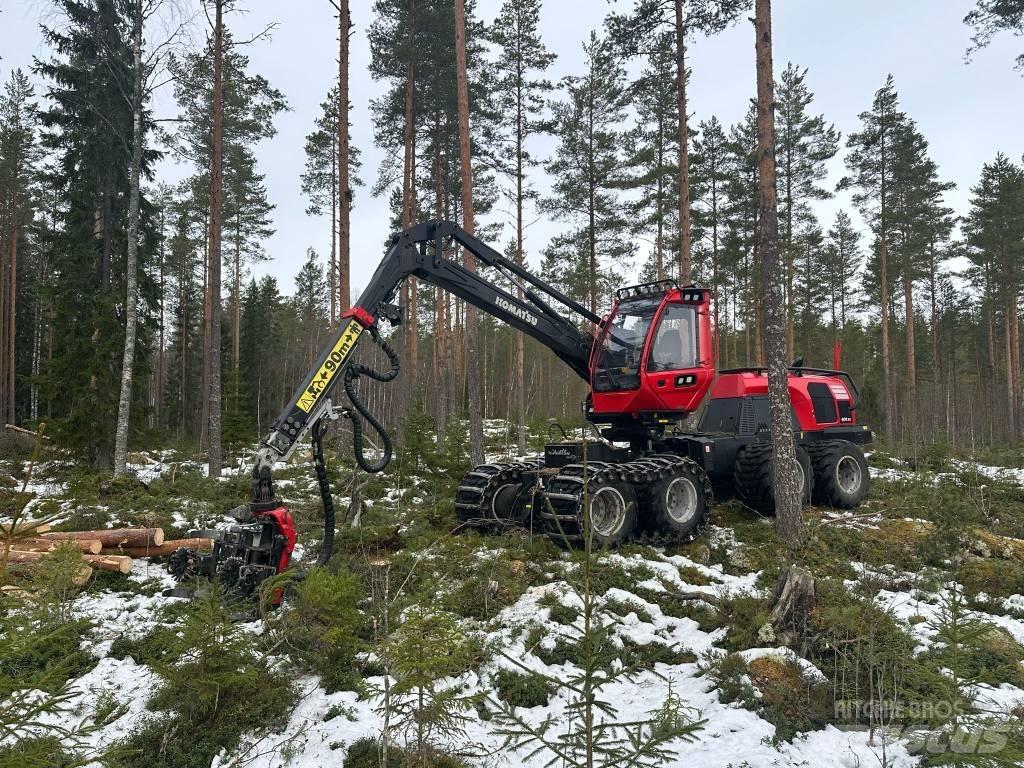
(5, 443, 1024, 766)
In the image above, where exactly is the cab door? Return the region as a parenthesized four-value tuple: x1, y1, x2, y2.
(642, 300, 712, 412)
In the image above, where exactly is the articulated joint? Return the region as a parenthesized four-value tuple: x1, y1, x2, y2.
(342, 305, 376, 328)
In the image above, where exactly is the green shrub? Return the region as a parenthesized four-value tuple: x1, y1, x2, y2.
(342, 737, 471, 768)
(0, 736, 76, 768)
(716, 594, 771, 652)
(618, 638, 696, 669)
(107, 590, 296, 768)
(547, 601, 580, 625)
(285, 567, 364, 692)
(108, 625, 180, 667)
(491, 668, 552, 708)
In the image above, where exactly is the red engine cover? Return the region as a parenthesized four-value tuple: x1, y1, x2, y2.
(710, 369, 859, 431)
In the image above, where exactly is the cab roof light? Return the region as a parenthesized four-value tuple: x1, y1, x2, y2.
(615, 279, 679, 300)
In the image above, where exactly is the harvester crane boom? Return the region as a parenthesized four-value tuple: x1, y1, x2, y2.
(250, 220, 597, 502)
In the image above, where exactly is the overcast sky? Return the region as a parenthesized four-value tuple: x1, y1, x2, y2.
(2, 0, 1022, 298)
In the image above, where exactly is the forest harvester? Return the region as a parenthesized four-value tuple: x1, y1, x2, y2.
(167, 221, 872, 600)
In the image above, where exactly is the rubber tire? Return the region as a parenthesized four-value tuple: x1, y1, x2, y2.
(808, 440, 870, 508)
(649, 461, 710, 540)
(733, 442, 812, 515)
(584, 474, 639, 549)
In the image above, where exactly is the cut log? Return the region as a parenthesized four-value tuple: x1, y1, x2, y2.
(101, 537, 213, 558)
(6, 562, 93, 587)
(42, 527, 164, 548)
(8, 549, 132, 574)
(18, 537, 103, 555)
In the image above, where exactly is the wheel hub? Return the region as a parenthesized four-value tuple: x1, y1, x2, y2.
(589, 486, 627, 537)
(835, 455, 862, 494)
(793, 457, 805, 498)
(665, 476, 699, 524)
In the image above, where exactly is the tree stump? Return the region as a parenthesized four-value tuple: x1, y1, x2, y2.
(768, 565, 816, 653)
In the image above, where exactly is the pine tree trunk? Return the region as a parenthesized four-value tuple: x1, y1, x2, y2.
(755, 0, 804, 553)
(113, 1, 145, 476)
(330, 134, 337, 324)
(206, 0, 224, 478)
(514, 59, 527, 454)
(0, 213, 7, 424)
(903, 273, 916, 436)
(5, 208, 15, 425)
(233, 217, 241, 371)
(1011, 293, 1021, 440)
(156, 207, 165, 430)
(1006, 298, 1016, 438)
(929, 258, 939, 434)
(403, 1, 418, 377)
(338, 0, 351, 313)
(674, 0, 691, 283)
(785, 153, 794, 360)
(711, 175, 719, 352)
(5, 199, 16, 425)
(454, 0, 484, 465)
(878, 131, 893, 439)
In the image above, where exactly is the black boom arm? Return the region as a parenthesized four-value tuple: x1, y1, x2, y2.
(250, 220, 596, 491)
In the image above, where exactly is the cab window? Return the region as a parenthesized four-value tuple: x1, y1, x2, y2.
(647, 303, 697, 372)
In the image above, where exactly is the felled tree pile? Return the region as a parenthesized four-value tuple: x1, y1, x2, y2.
(1, 520, 211, 586)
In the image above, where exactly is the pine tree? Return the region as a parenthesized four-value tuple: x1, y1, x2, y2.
(822, 210, 863, 340)
(619, 32, 680, 283)
(454, 0, 485, 466)
(965, 0, 1024, 69)
(722, 105, 761, 365)
(301, 85, 362, 325)
(169, 16, 287, 473)
(337, 0, 353, 316)
(489, 0, 555, 453)
(605, 0, 749, 283)
(775, 63, 840, 359)
(369, 0, 424, 409)
(964, 154, 1024, 440)
(693, 116, 729, 338)
(754, 0, 804, 552)
(292, 249, 328, 371)
(0, 69, 39, 427)
(791, 219, 828, 359)
(886, 120, 955, 436)
(842, 75, 907, 439)
(35, 0, 158, 468)
(543, 32, 631, 316)
(224, 143, 273, 376)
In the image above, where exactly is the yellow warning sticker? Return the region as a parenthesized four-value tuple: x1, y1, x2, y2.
(296, 323, 364, 413)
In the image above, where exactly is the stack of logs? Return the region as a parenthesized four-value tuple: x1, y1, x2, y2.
(2, 521, 212, 586)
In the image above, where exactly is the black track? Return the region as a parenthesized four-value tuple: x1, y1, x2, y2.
(539, 457, 712, 548)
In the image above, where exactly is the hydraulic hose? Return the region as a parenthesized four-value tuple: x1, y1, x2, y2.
(344, 326, 400, 473)
(311, 418, 335, 567)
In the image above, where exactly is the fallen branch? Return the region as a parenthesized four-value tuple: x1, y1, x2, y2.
(101, 537, 213, 557)
(0, 521, 51, 537)
(7, 549, 132, 574)
(670, 590, 722, 607)
(4, 423, 50, 440)
(42, 527, 164, 548)
(18, 537, 102, 555)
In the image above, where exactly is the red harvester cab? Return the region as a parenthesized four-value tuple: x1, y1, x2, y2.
(588, 281, 715, 420)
